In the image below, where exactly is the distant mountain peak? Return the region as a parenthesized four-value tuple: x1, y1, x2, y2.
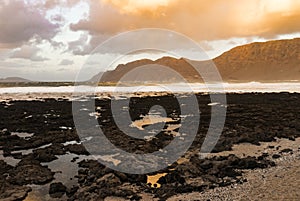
(215, 38, 300, 81)
(90, 38, 300, 83)
(0, 77, 32, 83)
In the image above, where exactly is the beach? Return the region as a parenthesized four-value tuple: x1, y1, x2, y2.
(0, 89, 299, 200)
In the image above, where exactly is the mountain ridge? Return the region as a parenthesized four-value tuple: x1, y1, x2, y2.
(91, 38, 300, 83)
(0, 77, 32, 83)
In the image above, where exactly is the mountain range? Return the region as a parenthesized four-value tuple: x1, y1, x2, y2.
(91, 38, 300, 83)
(0, 77, 31, 83)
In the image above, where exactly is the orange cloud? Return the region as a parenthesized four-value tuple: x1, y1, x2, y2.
(69, 0, 300, 54)
(102, 0, 176, 14)
(72, 0, 300, 40)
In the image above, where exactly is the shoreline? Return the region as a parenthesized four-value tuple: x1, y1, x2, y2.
(0, 91, 300, 102)
(1, 93, 299, 200)
(168, 139, 300, 201)
(0, 82, 300, 97)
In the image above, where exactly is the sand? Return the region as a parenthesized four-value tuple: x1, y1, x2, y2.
(168, 138, 300, 201)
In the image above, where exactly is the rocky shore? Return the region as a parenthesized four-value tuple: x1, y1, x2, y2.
(0, 93, 299, 200)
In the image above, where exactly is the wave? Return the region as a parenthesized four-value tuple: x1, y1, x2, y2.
(0, 82, 300, 94)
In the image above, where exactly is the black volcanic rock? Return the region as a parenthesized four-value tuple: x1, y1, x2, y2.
(8, 160, 54, 185)
(0, 93, 300, 200)
(49, 182, 67, 198)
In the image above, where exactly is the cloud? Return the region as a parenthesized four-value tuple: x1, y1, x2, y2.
(44, 0, 82, 9)
(70, 0, 300, 55)
(198, 41, 214, 51)
(10, 45, 48, 61)
(0, 61, 26, 68)
(67, 33, 93, 55)
(0, 0, 59, 48)
(50, 40, 65, 49)
(50, 14, 65, 25)
(59, 59, 74, 65)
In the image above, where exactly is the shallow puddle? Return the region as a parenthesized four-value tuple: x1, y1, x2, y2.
(95, 153, 121, 166)
(164, 124, 181, 136)
(0, 151, 20, 166)
(11, 132, 34, 138)
(147, 173, 167, 188)
(131, 115, 177, 130)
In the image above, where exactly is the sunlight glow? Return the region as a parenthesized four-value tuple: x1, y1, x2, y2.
(263, 0, 293, 13)
(103, 0, 175, 13)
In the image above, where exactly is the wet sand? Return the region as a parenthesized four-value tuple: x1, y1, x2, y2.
(168, 138, 300, 201)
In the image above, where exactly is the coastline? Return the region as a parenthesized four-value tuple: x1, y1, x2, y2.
(0, 92, 299, 200)
(1, 81, 300, 102)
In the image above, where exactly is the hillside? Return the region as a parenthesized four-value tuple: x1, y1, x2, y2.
(91, 38, 300, 83)
(0, 77, 32, 83)
(90, 57, 203, 83)
(214, 38, 300, 82)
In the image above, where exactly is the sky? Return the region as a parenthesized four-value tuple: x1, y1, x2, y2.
(0, 0, 299, 81)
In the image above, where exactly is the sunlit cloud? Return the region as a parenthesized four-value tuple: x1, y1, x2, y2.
(0, 0, 299, 81)
(69, 0, 300, 55)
